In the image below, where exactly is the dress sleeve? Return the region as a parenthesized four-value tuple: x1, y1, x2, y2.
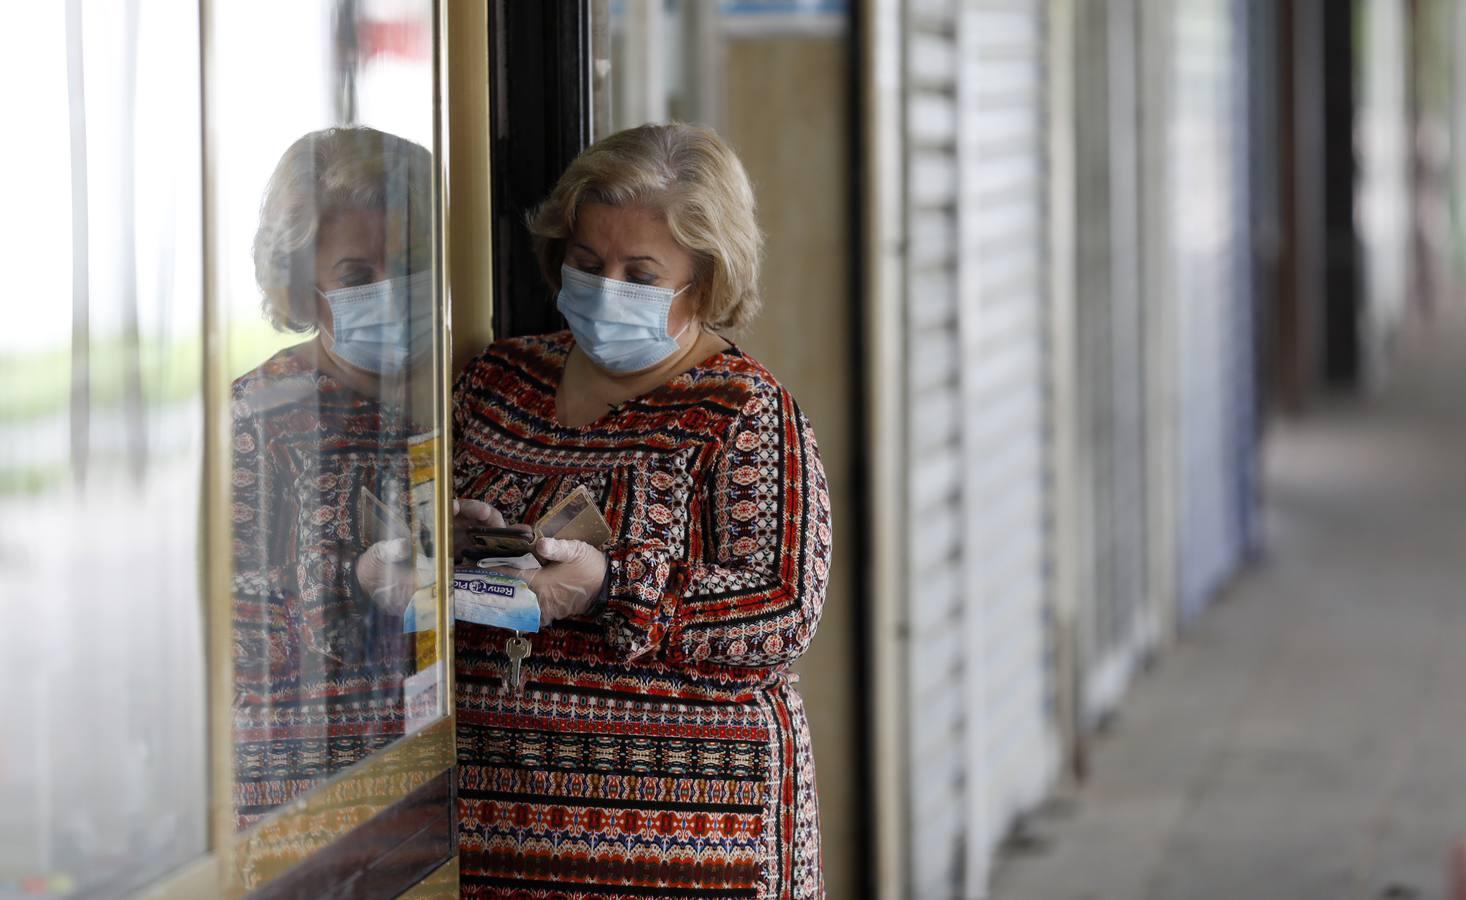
(600, 383, 832, 669)
(230, 397, 291, 704)
(451, 357, 474, 451)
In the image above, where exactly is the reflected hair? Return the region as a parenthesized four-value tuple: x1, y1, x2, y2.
(528, 122, 764, 332)
(252, 127, 433, 332)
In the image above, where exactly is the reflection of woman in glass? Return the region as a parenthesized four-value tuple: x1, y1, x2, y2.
(230, 127, 437, 828)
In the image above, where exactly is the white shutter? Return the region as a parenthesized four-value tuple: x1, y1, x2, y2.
(1172, 0, 1251, 620)
(1074, 0, 1155, 722)
(902, 1, 1057, 895)
(903, 1, 970, 895)
(1355, 0, 1412, 388)
(959, 0, 1056, 890)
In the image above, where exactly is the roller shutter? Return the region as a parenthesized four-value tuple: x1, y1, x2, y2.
(903, 1, 969, 891)
(1172, 0, 1254, 620)
(901, 0, 1056, 894)
(1073, 0, 1154, 722)
(958, 0, 1056, 887)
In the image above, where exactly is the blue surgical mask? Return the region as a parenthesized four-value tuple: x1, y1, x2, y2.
(320, 270, 434, 374)
(556, 264, 693, 373)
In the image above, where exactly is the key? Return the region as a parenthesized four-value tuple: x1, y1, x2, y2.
(504, 634, 531, 695)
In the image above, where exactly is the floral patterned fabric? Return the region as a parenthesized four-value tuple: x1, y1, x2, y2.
(230, 344, 417, 829)
(453, 331, 832, 899)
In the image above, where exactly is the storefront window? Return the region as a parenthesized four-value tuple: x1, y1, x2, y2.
(593, 0, 848, 138)
(3, 2, 450, 894)
(595, 0, 723, 137)
(207, 0, 448, 833)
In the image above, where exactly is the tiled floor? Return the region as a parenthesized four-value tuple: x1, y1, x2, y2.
(990, 304, 1466, 900)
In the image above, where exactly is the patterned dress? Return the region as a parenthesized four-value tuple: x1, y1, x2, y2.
(231, 344, 418, 829)
(453, 332, 832, 899)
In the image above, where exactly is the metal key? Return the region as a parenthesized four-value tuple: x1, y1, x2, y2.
(504, 634, 531, 695)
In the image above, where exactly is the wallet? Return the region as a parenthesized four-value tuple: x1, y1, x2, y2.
(461, 485, 612, 560)
(533, 485, 612, 548)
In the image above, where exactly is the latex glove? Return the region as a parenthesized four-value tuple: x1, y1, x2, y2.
(452, 498, 532, 561)
(514, 537, 607, 627)
(455, 497, 505, 527)
(356, 537, 416, 615)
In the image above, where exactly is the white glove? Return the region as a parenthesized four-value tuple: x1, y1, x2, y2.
(356, 537, 416, 614)
(452, 498, 532, 561)
(514, 537, 608, 627)
(455, 497, 505, 527)
(359, 498, 522, 614)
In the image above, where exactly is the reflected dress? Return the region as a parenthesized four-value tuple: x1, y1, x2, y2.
(230, 345, 417, 829)
(453, 332, 832, 899)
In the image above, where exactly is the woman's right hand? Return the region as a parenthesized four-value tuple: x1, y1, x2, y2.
(452, 498, 532, 561)
(356, 537, 416, 614)
(455, 498, 505, 528)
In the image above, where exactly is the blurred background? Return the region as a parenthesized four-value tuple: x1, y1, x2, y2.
(4, 0, 1466, 898)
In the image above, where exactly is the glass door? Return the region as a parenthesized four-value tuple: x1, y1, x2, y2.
(204, 0, 456, 894)
(0, 1, 467, 896)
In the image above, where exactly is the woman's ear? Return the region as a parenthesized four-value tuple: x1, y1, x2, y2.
(688, 281, 712, 326)
(690, 260, 715, 317)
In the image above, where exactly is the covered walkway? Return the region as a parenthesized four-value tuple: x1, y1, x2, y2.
(991, 304, 1466, 900)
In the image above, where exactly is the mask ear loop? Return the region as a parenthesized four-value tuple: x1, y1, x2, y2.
(315, 287, 338, 353)
(668, 282, 698, 341)
(313, 286, 361, 379)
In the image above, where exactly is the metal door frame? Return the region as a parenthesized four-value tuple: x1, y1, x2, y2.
(486, 0, 592, 339)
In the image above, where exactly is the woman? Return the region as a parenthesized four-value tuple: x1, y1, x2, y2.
(231, 126, 481, 828)
(453, 122, 832, 897)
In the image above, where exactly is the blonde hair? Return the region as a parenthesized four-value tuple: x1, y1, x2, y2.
(252, 127, 433, 332)
(527, 122, 764, 332)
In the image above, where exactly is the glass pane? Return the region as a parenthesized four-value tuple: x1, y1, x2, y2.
(0, 2, 207, 896)
(598, 0, 719, 136)
(207, 0, 447, 831)
(594, 0, 847, 139)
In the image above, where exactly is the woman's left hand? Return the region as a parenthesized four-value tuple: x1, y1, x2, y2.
(356, 537, 418, 615)
(512, 537, 607, 627)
